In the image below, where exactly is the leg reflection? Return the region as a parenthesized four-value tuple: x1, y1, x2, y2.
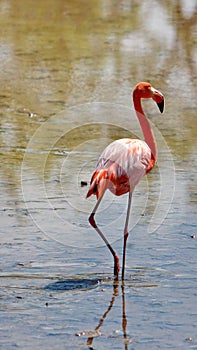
(87, 279, 130, 349)
(87, 278, 118, 347)
(121, 282, 130, 349)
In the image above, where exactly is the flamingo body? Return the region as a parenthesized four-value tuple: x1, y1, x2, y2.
(87, 138, 154, 200)
(86, 82, 164, 280)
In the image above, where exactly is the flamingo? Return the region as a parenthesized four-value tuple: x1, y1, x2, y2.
(86, 82, 164, 280)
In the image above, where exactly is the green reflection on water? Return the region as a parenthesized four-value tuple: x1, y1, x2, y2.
(0, 0, 196, 214)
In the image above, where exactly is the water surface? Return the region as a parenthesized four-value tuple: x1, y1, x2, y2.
(0, 1, 197, 349)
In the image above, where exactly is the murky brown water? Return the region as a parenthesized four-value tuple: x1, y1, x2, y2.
(0, 1, 197, 349)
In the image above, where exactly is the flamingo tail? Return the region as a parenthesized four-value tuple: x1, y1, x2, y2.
(86, 170, 108, 200)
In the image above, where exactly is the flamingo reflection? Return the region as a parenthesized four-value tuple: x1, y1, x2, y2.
(86, 280, 130, 349)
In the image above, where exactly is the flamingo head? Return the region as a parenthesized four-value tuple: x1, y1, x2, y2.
(134, 82, 164, 113)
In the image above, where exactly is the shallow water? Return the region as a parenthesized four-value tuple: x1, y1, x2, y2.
(0, 1, 197, 349)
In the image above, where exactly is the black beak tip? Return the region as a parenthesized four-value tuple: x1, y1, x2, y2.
(157, 99, 164, 113)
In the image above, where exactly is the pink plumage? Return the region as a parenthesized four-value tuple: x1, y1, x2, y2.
(86, 82, 164, 280)
(87, 138, 154, 200)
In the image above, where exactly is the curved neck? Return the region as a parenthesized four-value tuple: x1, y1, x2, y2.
(133, 92, 157, 161)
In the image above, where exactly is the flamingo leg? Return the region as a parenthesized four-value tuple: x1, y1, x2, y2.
(122, 192, 132, 280)
(88, 195, 120, 278)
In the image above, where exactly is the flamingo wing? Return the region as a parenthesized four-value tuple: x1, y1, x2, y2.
(87, 138, 154, 200)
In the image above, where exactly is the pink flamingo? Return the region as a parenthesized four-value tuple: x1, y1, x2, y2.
(86, 82, 164, 280)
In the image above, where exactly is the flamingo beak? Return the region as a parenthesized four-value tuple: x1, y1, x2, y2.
(151, 87, 164, 113)
(157, 98, 164, 113)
